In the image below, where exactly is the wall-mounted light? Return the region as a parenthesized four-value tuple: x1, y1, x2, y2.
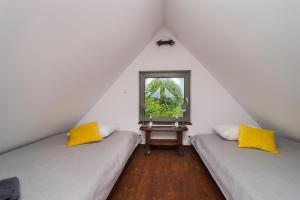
(156, 39, 175, 47)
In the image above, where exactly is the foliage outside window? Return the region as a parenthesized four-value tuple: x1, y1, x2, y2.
(139, 71, 191, 124)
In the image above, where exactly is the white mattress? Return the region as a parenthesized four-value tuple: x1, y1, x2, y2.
(190, 134, 300, 200)
(0, 131, 141, 200)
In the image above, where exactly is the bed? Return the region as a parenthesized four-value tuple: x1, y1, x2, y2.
(0, 131, 141, 200)
(190, 134, 300, 200)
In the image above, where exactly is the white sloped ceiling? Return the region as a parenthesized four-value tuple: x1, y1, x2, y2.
(165, 0, 300, 140)
(0, 0, 163, 153)
(1, 0, 299, 153)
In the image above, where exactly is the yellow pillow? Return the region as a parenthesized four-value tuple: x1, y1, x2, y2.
(67, 122, 102, 147)
(238, 125, 279, 154)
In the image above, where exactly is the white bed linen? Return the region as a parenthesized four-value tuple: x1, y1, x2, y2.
(0, 131, 141, 200)
(191, 134, 300, 200)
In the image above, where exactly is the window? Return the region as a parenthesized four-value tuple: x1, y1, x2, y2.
(139, 71, 191, 124)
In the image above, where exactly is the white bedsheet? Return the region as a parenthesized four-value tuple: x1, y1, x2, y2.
(191, 134, 300, 200)
(0, 131, 141, 200)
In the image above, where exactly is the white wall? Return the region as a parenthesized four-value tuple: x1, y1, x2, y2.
(79, 29, 258, 144)
(0, 0, 163, 153)
(165, 0, 300, 141)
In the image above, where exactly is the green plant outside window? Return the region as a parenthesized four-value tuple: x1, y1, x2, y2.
(139, 71, 191, 124)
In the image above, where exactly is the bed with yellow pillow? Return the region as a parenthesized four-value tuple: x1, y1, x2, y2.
(191, 130, 300, 200)
(0, 130, 141, 200)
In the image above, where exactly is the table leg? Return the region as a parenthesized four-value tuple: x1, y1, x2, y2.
(144, 131, 151, 156)
(177, 131, 184, 156)
(144, 144, 151, 156)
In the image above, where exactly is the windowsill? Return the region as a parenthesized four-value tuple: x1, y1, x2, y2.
(138, 121, 192, 125)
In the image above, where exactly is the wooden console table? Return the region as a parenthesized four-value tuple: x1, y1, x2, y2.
(140, 125, 188, 156)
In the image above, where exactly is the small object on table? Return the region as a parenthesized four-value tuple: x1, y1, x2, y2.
(148, 115, 153, 128)
(174, 116, 179, 128)
(140, 125, 188, 156)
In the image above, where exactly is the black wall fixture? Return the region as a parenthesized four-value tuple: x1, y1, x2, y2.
(156, 39, 175, 47)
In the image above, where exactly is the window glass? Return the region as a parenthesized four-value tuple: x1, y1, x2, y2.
(139, 71, 191, 124)
(145, 78, 184, 118)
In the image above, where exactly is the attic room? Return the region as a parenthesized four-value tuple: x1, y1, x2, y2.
(0, 0, 299, 199)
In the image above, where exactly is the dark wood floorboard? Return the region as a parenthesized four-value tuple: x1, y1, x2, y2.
(107, 145, 225, 200)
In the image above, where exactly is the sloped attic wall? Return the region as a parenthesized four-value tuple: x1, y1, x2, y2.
(79, 29, 258, 144)
(0, 0, 163, 153)
(165, 0, 300, 141)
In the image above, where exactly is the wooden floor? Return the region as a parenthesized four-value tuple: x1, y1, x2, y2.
(108, 145, 225, 200)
